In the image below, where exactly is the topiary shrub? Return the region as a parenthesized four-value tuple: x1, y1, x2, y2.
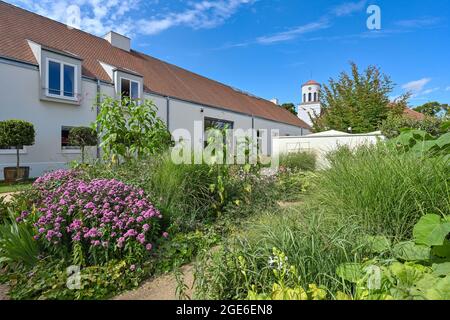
(0, 120, 35, 178)
(68, 127, 97, 163)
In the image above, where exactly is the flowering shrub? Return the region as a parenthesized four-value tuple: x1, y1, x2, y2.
(27, 170, 166, 265)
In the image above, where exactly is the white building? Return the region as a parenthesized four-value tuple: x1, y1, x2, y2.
(297, 80, 321, 127)
(0, 2, 310, 180)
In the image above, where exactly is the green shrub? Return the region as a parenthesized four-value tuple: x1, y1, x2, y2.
(380, 114, 443, 138)
(68, 127, 97, 163)
(94, 96, 171, 163)
(320, 144, 450, 238)
(0, 119, 35, 171)
(279, 152, 316, 171)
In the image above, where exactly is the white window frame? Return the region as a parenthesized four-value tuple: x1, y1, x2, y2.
(46, 58, 78, 101)
(119, 77, 141, 100)
(0, 147, 27, 155)
(61, 126, 81, 153)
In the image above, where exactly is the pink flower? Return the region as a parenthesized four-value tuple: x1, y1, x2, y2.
(162, 232, 169, 239)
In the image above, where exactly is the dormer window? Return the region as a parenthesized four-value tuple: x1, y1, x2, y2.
(46, 58, 77, 99)
(120, 78, 140, 100)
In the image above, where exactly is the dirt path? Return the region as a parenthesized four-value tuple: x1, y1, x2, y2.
(114, 264, 195, 300)
(0, 284, 9, 301)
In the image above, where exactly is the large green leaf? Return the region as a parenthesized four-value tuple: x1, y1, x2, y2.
(336, 263, 364, 283)
(435, 132, 450, 149)
(393, 241, 431, 261)
(431, 240, 450, 259)
(362, 235, 391, 254)
(413, 214, 450, 247)
(432, 262, 450, 277)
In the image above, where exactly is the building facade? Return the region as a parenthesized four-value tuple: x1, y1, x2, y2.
(0, 2, 310, 180)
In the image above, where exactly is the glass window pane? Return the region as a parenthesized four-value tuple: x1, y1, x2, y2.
(64, 65, 75, 97)
(48, 61, 61, 95)
(131, 81, 139, 99)
(121, 78, 130, 97)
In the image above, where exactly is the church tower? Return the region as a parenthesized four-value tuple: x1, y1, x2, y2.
(297, 80, 321, 127)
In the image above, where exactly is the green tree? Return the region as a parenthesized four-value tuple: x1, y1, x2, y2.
(68, 127, 97, 164)
(94, 96, 171, 163)
(413, 101, 449, 117)
(0, 120, 35, 176)
(314, 62, 404, 133)
(281, 103, 298, 116)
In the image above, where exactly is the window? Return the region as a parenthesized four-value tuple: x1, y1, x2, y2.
(314, 92, 317, 102)
(303, 94, 306, 103)
(47, 59, 77, 99)
(204, 117, 234, 148)
(120, 78, 140, 99)
(308, 93, 312, 102)
(61, 126, 79, 150)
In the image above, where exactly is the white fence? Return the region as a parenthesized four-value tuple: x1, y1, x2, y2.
(273, 130, 385, 168)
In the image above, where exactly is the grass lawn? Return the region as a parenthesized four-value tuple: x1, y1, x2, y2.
(0, 180, 34, 194)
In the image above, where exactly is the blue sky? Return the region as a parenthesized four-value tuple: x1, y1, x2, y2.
(7, 0, 450, 107)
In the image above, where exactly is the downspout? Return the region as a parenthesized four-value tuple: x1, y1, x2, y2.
(96, 79, 101, 160)
(166, 97, 170, 132)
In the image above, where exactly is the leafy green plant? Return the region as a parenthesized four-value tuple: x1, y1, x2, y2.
(392, 129, 450, 157)
(68, 127, 97, 163)
(337, 214, 450, 300)
(7, 259, 147, 300)
(94, 96, 170, 163)
(0, 208, 39, 268)
(0, 119, 35, 177)
(246, 248, 328, 300)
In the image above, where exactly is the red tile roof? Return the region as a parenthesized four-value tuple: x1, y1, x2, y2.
(303, 80, 320, 86)
(403, 108, 426, 120)
(0, 1, 310, 129)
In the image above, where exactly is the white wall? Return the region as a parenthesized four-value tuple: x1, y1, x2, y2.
(0, 61, 113, 179)
(273, 131, 385, 168)
(1, 59, 309, 179)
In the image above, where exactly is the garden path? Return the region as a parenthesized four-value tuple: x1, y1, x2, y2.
(113, 264, 195, 300)
(0, 284, 9, 300)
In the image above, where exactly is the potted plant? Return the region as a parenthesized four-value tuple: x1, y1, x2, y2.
(0, 120, 35, 182)
(68, 126, 97, 163)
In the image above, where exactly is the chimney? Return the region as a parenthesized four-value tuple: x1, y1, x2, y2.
(104, 31, 131, 52)
(270, 98, 279, 105)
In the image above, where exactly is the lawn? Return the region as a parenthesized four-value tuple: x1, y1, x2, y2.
(0, 180, 34, 194)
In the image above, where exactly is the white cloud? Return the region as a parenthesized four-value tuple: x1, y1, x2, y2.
(252, 0, 366, 45)
(137, 0, 255, 35)
(421, 87, 440, 95)
(446, 86, 450, 91)
(402, 78, 432, 92)
(330, 0, 367, 17)
(395, 17, 442, 28)
(6, 0, 254, 37)
(256, 20, 330, 44)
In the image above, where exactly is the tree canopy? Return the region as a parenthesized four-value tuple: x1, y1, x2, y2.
(281, 103, 297, 116)
(413, 101, 449, 117)
(313, 62, 406, 133)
